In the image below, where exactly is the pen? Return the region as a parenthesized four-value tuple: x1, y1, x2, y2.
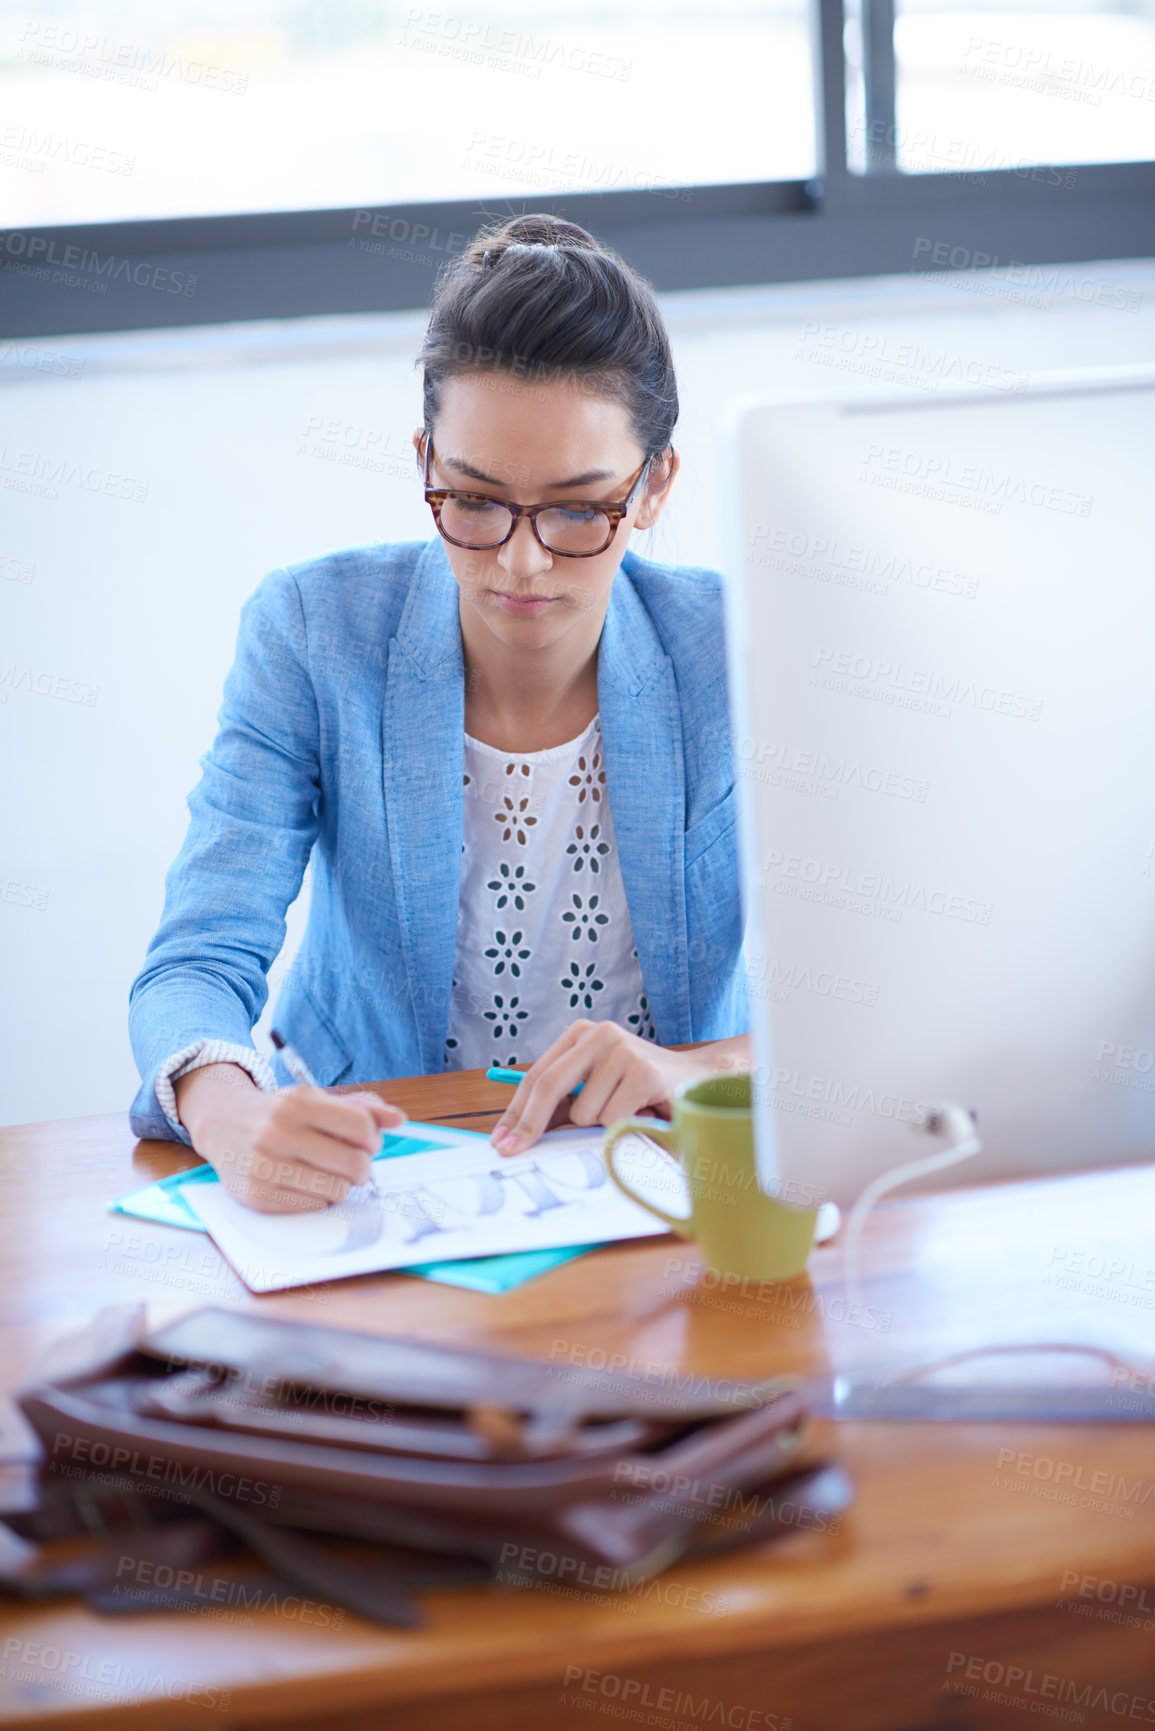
(486, 1065, 585, 1096)
(270, 1028, 320, 1089)
(270, 1029, 381, 1197)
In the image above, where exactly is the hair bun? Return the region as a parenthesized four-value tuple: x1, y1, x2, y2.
(463, 213, 598, 266)
(421, 212, 678, 458)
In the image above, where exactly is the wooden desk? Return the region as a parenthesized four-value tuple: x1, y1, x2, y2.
(1, 1071, 1154, 1731)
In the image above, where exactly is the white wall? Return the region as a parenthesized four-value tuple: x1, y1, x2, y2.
(3, 255, 1154, 1125)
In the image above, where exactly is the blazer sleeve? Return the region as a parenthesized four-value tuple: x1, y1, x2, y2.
(127, 566, 321, 1143)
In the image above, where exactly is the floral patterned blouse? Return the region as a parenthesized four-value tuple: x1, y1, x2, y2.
(443, 714, 657, 1071)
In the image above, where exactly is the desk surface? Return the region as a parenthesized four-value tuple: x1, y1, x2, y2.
(1, 1072, 1154, 1731)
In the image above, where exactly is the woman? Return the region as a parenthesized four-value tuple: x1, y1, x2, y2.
(128, 213, 750, 1213)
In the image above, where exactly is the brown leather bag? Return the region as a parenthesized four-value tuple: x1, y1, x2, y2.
(1, 1305, 850, 1626)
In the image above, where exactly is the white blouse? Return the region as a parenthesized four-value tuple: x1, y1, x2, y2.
(155, 715, 654, 1130)
(443, 714, 654, 1071)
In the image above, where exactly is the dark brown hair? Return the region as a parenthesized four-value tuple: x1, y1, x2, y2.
(417, 213, 678, 457)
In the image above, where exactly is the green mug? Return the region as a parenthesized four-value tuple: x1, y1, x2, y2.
(602, 1073, 818, 1283)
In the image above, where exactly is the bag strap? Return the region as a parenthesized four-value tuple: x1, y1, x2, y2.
(555, 1394, 820, 1573)
(170, 1485, 491, 1626)
(0, 1516, 234, 1600)
(552, 1458, 851, 1584)
(686, 1463, 853, 1560)
(0, 1484, 492, 1628)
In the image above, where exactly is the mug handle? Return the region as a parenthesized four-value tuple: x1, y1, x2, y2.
(602, 1117, 692, 1238)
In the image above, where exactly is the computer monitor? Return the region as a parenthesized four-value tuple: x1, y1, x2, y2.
(721, 365, 1155, 1212)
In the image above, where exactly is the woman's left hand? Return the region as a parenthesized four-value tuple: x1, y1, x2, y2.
(489, 1020, 718, 1155)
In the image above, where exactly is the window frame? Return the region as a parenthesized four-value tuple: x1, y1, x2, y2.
(2, 0, 1153, 338)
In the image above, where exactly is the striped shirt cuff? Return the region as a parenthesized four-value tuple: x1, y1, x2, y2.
(155, 1039, 278, 1132)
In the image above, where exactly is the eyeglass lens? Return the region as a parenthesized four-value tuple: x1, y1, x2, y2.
(438, 495, 613, 554)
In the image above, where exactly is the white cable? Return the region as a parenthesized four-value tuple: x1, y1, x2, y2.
(842, 1103, 982, 1359)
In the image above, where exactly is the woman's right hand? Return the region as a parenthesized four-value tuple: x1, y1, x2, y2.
(172, 1062, 406, 1213)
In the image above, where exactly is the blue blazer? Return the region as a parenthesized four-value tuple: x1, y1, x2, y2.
(128, 538, 747, 1143)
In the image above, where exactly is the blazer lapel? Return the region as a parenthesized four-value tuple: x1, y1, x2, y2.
(598, 558, 691, 1043)
(383, 540, 464, 1072)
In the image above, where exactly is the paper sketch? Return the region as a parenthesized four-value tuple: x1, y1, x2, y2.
(179, 1126, 676, 1293)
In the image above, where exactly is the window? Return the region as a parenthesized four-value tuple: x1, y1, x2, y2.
(2, 0, 1153, 336)
(0, 0, 816, 226)
(846, 0, 1155, 174)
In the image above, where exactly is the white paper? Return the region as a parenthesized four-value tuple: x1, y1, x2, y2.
(178, 1125, 680, 1293)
